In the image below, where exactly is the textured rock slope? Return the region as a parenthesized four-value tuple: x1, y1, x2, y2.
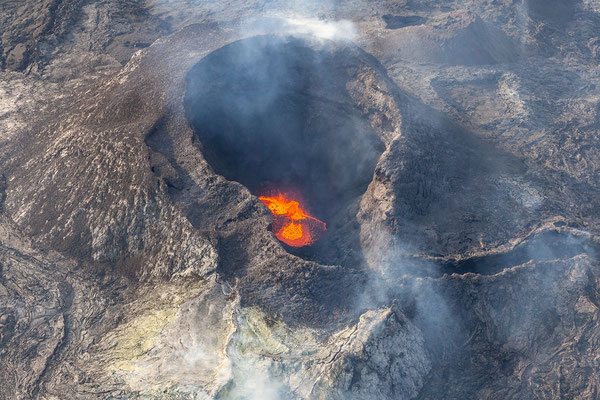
(1, 0, 600, 399)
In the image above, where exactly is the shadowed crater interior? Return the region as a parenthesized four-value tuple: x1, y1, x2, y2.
(184, 36, 385, 266)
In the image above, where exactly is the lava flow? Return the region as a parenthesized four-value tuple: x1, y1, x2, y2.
(259, 193, 326, 247)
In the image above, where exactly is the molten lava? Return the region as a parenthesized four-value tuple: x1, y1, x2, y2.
(259, 193, 326, 247)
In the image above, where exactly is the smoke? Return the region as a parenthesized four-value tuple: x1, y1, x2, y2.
(222, 360, 287, 400)
(236, 15, 358, 44)
(274, 17, 357, 41)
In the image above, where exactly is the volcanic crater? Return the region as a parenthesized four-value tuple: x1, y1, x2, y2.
(183, 36, 387, 267)
(4, 1, 600, 398)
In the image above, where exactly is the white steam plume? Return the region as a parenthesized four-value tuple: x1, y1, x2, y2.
(280, 17, 357, 41)
(240, 16, 358, 42)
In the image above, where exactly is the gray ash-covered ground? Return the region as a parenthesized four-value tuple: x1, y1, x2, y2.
(1, 0, 600, 399)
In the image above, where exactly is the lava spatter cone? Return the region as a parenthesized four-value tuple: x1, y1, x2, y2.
(259, 193, 326, 247)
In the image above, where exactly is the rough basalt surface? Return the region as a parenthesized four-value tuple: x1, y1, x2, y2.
(1, 0, 600, 399)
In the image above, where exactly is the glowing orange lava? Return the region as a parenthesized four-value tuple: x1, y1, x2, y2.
(259, 193, 326, 247)
(280, 222, 303, 241)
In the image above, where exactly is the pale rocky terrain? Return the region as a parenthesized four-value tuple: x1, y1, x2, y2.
(1, 0, 600, 399)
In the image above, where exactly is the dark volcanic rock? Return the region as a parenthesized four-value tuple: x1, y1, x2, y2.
(1, 0, 600, 399)
(382, 14, 426, 29)
(0, 0, 84, 71)
(0, 0, 172, 72)
(391, 11, 519, 65)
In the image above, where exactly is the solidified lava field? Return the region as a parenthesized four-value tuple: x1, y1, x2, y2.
(1, 1, 600, 399)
